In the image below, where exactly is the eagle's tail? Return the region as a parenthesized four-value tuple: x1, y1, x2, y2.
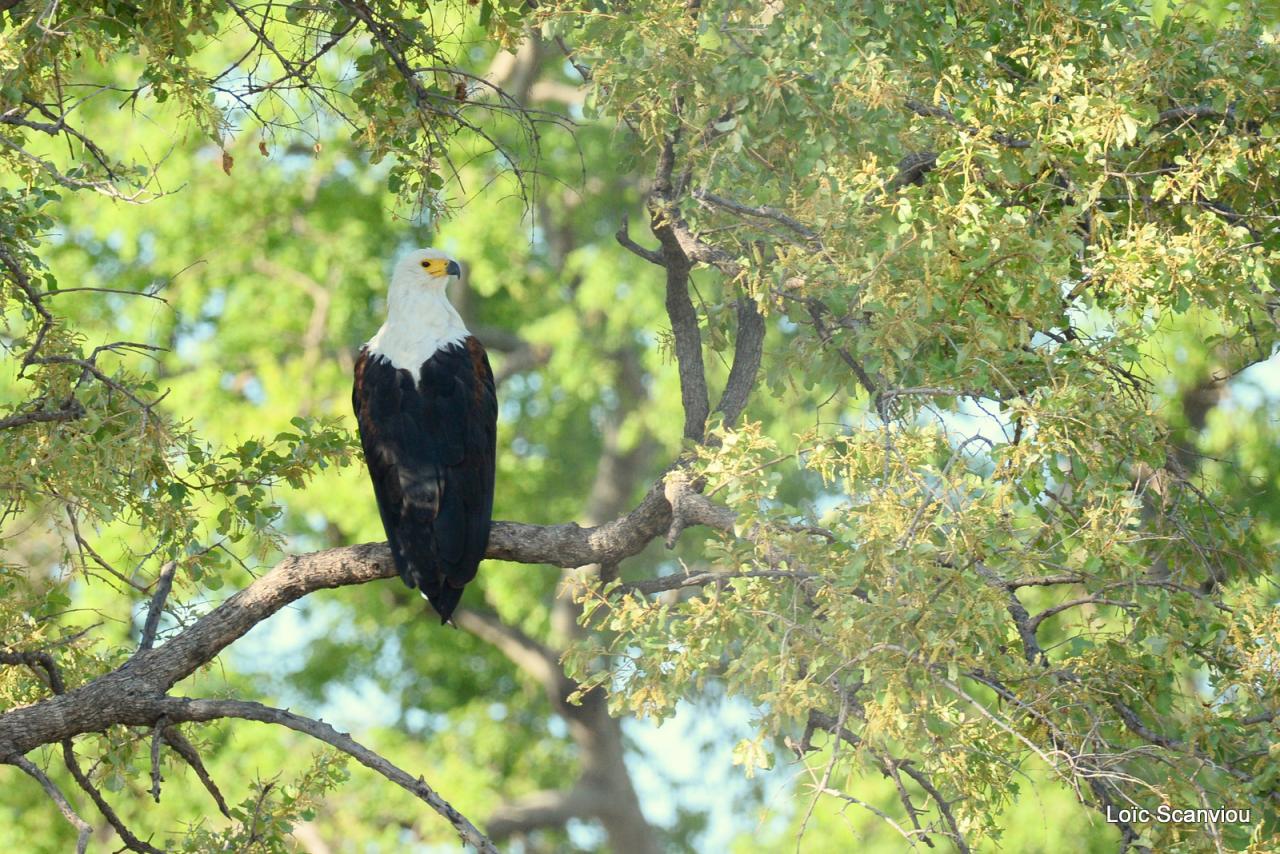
(421, 582, 465, 625)
(394, 468, 463, 622)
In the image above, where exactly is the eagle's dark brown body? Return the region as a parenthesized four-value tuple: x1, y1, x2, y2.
(352, 336, 496, 621)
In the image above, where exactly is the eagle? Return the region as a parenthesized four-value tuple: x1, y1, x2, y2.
(352, 248, 497, 623)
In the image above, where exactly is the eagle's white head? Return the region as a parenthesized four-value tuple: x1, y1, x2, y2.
(370, 248, 469, 369)
(391, 247, 462, 293)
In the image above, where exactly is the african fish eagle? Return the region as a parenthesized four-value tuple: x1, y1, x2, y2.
(352, 248, 497, 623)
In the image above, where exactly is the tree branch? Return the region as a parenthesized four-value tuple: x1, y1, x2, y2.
(487, 786, 614, 840)
(622, 568, 816, 596)
(648, 120, 712, 442)
(714, 297, 765, 427)
(453, 609, 562, 694)
(0, 647, 66, 694)
(803, 298, 880, 403)
(904, 98, 1030, 149)
(159, 722, 231, 817)
(139, 560, 177, 651)
(652, 205, 710, 441)
(804, 710, 972, 854)
(0, 399, 85, 430)
(0, 481, 714, 756)
(159, 697, 499, 853)
(62, 740, 163, 854)
(693, 188, 820, 244)
(616, 216, 666, 266)
(7, 755, 93, 853)
(878, 151, 939, 197)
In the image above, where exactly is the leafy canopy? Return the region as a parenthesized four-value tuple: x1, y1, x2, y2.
(2, 0, 1279, 852)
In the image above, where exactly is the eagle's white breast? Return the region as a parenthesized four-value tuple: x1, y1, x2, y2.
(367, 280, 470, 370)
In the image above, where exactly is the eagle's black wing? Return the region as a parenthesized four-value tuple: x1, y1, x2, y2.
(352, 337, 497, 622)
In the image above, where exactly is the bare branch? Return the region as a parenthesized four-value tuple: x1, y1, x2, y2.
(160, 697, 499, 854)
(0, 399, 84, 430)
(7, 755, 93, 853)
(803, 298, 880, 402)
(616, 216, 666, 266)
(714, 297, 765, 427)
(894, 760, 970, 854)
(1005, 574, 1086, 589)
(488, 786, 613, 840)
(65, 507, 149, 592)
(62, 741, 163, 854)
(693, 188, 820, 244)
(139, 561, 177, 651)
(159, 723, 232, 817)
(149, 716, 167, 802)
(1027, 596, 1135, 632)
(0, 647, 66, 694)
(554, 35, 592, 82)
(14, 97, 119, 179)
(973, 563, 1046, 666)
(805, 710, 971, 853)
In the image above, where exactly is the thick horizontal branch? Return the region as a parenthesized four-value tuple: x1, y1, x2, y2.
(0, 457, 757, 850)
(0, 483, 686, 757)
(488, 482, 674, 567)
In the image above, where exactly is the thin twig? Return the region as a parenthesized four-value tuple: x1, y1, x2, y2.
(693, 188, 820, 244)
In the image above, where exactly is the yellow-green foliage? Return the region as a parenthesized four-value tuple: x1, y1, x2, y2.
(2, 0, 1279, 851)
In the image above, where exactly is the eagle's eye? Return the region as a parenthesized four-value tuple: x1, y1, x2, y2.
(420, 260, 430, 268)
